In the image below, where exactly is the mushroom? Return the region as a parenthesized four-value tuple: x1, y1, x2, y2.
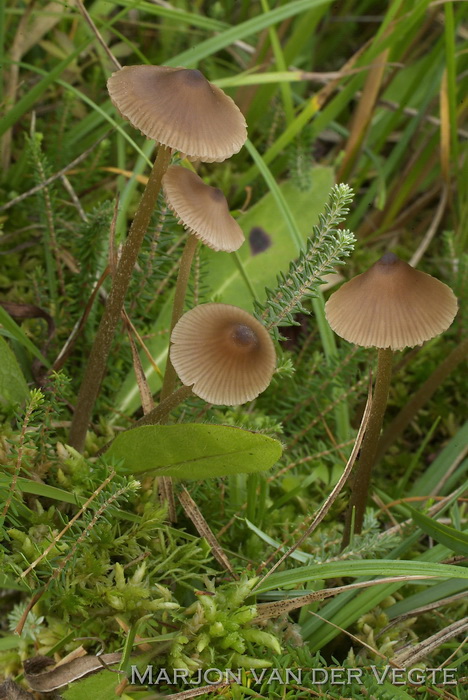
(107, 65, 247, 163)
(162, 165, 245, 253)
(325, 252, 458, 350)
(160, 166, 245, 401)
(324, 252, 458, 545)
(69, 65, 247, 452)
(170, 304, 276, 405)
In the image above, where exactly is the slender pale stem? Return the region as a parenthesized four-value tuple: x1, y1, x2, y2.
(232, 249, 259, 303)
(134, 385, 194, 428)
(160, 233, 198, 401)
(342, 347, 393, 548)
(69, 145, 172, 452)
(96, 386, 194, 458)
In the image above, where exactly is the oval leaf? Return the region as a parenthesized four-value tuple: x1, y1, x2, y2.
(105, 424, 282, 479)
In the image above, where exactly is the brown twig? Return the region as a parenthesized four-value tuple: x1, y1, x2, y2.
(74, 0, 122, 71)
(179, 488, 237, 578)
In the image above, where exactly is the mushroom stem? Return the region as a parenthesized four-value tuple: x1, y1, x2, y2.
(160, 233, 199, 401)
(69, 144, 173, 452)
(134, 385, 194, 427)
(342, 347, 393, 548)
(95, 384, 194, 457)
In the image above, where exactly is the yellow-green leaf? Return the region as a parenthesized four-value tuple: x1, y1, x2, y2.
(105, 424, 282, 479)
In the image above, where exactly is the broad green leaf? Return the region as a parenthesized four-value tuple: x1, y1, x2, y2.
(202, 167, 333, 308)
(113, 168, 333, 417)
(105, 424, 283, 479)
(0, 336, 29, 406)
(409, 506, 468, 556)
(254, 560, 468, 594)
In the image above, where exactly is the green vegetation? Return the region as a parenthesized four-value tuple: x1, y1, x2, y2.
(0, 1, 466, 699)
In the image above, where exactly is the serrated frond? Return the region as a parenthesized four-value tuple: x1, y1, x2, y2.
(255, 184, 355, 336)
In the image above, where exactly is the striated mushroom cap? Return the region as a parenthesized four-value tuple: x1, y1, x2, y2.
(107, 65, 247, 163)
(170, 304, 276, 405)
(325, 252, 458, 350)
(162, 165, 244, 252)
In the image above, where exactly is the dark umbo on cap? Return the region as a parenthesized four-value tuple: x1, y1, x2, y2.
(107, 66, 247, 162)
(170, 303, 276, 404)
(162, 165, 244, 252)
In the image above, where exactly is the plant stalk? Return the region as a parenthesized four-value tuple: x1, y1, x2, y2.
(342, 347, 393, 548)
(69, 144, 172, 452)
(134, 385, 194, 428)
(160, 233, 198, 402)
(95, 386, 194, 458)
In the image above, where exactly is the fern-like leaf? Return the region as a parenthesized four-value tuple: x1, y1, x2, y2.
(254, 184, 355, 337)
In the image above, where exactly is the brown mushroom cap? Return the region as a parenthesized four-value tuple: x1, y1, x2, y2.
(325, 253, 458, 350)
(162, 165, 244, 252)
(170, 304, 276, 405)
(107, 65, 247, 163)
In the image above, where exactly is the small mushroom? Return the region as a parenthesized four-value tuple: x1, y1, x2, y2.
(170, 304, 276, 405)
(162, 165, 244, 252)
(324, 252, 458, 545)
(160, 166, 245, 400)
(325, 252, 458, 350)
(107, 65, 247, 163)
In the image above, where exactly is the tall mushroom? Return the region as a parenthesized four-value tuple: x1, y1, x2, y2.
(325, 252, 458, 545)
(128, 303, 276, 427)
(69, 66, 247, 451)
(107, 66, 247, 162)
(160, 165, 245, 400)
